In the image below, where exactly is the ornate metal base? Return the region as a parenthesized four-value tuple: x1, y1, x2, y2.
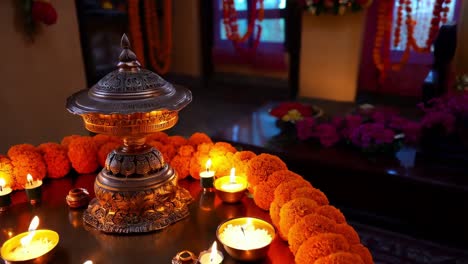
(84, 146, 193, 233)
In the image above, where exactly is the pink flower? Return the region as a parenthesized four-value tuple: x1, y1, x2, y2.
(296, 117, 315, 140)
(402, 121, 421, 144)
(350, 123, 395, 149)
(421, 111, 456, 134)
(315, 124, 340, 147)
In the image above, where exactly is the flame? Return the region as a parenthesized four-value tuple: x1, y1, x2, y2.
(230, 168, 236, 183)
(20, 216, 40, 247)
(27, 174, 33, 183)
(205, 159, 212, 171)
(28, 216, 39, 231)
(0, 178, 5, 189)
(209, 241, 217, 263)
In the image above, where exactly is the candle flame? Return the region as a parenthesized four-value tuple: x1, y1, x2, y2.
(209, 241, 217, 263)
(83, 261, 93, 264)
(20, 232, 35, 247)
(28, 216, 39, 231)
(206, 159, 212, 172)
(27, 174, 33, 183)
(0, 178, 5, 189)
(230, 168, 236, 183)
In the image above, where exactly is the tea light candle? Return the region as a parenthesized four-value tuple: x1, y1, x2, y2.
(214, 168, 247, 203)
(218, 218, 273, 250)
(199, 159, 215, 189)
(25, 174, 42, 205)
(198, 241, 223, 264)
(0, 178, 12, 211)
(0, 216, 59, 263)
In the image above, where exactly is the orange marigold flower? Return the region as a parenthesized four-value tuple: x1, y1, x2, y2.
(147, 131, 169, 143)
(188, 132, 212, 147)
(0, 155, 14, 188)
(232, 150, 256, 176)
(92, 134, 112, 149)
(38, 143, 71, 179)
(288, 213, 337, 255)
(271, 179, 311, 227)
(168, 135, 187, 148)
(7, 144, 37, 157)
(350, 244, 374, 264)
(67, 136, 99, 174)
(315, 252, 365, 264)
(10, 152, 46, 190)
(189, 143, 213, 179)
(178, 145, 195, 157)
(253, 181, 274, 210)
(279, 198, 318, 241)
(291, 186, 329, 206)
(253, 170, 302, 210)
(316, 205, 346, 224)
(159, 144, 177, 163)
(295, 233, 350, 264)
(147, 140, 164, 150)
(234, 150, 256, 161)
(335, 223, 360, 245)
(97, 141, 121, 168)
(171, 155, 192, 180)
(246, 153, 287, 188)
(61, 135, 82, 149)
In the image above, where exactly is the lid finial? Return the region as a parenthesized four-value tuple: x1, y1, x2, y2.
(119, 34, 138, 64)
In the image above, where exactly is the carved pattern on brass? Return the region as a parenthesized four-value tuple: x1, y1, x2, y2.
(95, 69, 168, 95)
(104, 148, 164, 177)
(84, 176, 192, 233)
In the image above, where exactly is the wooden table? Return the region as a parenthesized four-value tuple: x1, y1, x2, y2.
(215, 102, 468, 249)
(2, 174, 468, 264)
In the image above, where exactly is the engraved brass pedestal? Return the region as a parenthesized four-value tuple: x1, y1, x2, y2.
(66, 34, 192, 233)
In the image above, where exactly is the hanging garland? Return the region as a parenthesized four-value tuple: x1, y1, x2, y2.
(127, 0, 146, 67)
(222, 0, 264, 54)
(144, 0, 172, 74)
(374, 0, 451, 81)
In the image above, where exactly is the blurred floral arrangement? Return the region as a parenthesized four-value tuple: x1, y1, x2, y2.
(20, 0, 58, 40)
(271, 92, 468, 152)
(270, 102, 323, 123)
(456, 74, 468, 91)
(0, 131, 374, 263)
(302, 0, 372, 15)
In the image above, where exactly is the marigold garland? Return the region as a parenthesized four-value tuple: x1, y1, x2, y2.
(288, 213, 337, 255)
(147, 131, 169, 143)
(9, 152, 46, 190)
(171, 145, 195, 180)
(314, 252, 365, 264)
(38, 143, 70, 179)
(335, 223, 361, 245)
(0, 155, 14, 188)
(291, 186, 329, 206)
(350, 244, 374, 264)
(278, 198, 318, 241)
(295, 233, 350, 264)
(270, 179, 312, 227)
(188, 132, 213, 147)
(61, 135, 82, 149)
(246, 153, 287, 188)
(315, 205, 347, 224)
(7, 144, 37, 157)
(253, 170, 302, 210)
(67, 136, 99, 174)
(97, 141, 121, 168)
(231, 150, 257, 177)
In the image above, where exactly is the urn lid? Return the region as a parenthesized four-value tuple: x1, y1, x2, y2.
(66, 34, 192, 115)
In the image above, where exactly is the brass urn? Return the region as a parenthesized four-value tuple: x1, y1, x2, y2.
(66, 34, 193, 233)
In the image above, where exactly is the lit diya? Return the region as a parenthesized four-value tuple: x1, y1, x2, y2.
(0, 178, 12, 211)
(199, 159, 215, 189)
(216, 217, 274, 262)
(24, 174, 42, 205)
(214, 168, 247, 203)
(0, 216, 59, 263)
(198, 241, 223, 264)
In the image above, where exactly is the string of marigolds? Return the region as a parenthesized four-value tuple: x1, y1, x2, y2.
(222, 0, 264, 54)
(374, 0, 451, 81)
(127, 0, 172, 74)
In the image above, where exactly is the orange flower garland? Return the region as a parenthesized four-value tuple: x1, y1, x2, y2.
(0, 155, 14, 188)
(147, 131, 169, 143)
(189, 142, 213, 179)
(171, 145, 195, 180)
(246, 153, 287, 188)
(97, 141, 121, 168)
(127, 0, 146, 66)
(350, 244, 374, 264)
(270, 179, 312, 227)
(291, 186, 329, 206)
(335, 223, 361, 245)
(278, 198, 318, 240)
(188, 132, 213, 147)
(67, 136, 99, 174)
(295, 233, 350, 264)
(61, 135, 82, 149)
(231, 150, 257, 177)
(8, 146, 46, 190)
(253, 170, 302, 210)
(315, 252, 365, 264)
(315, 205, 347, 224)
(38, 143, 71, 179)
(288, 213, 337, 255)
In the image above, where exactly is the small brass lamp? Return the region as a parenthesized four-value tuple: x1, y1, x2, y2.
(66, 34, 192, 233)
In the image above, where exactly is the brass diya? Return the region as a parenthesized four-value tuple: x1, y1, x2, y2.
(66, 34, 193, 233)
